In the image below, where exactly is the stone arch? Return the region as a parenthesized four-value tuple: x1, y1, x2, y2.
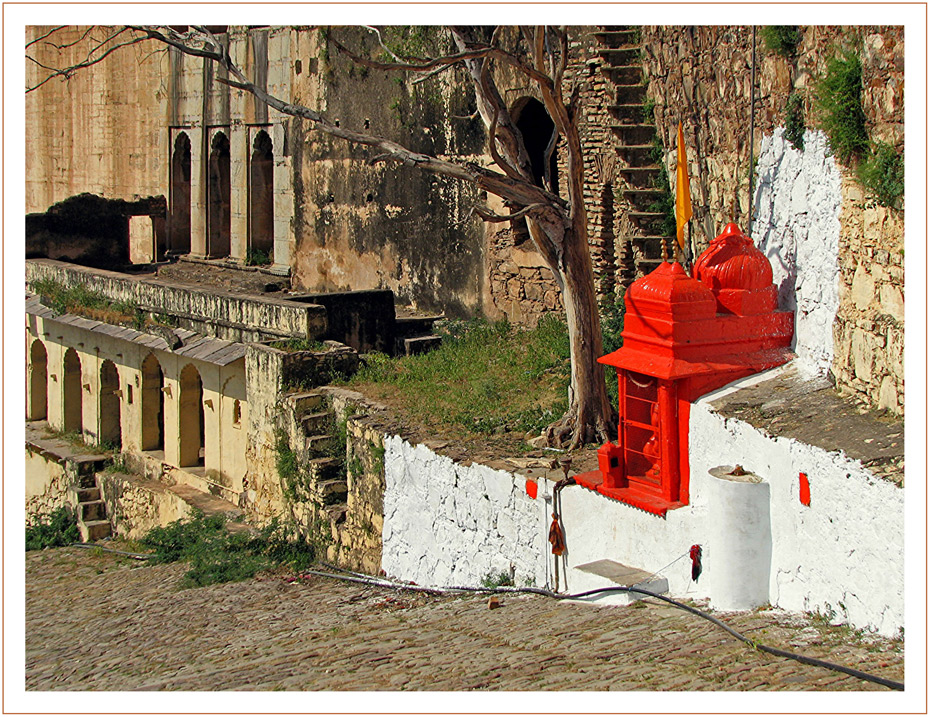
(27, 339, 48, 420)
(99, 359, 122, 449)
(508, 97, 559, 246)
(141, 353, 164, 452)
(178, 363, 205, 467)
(170, 132, 192, 255)
(249, 130, 274, 258)
(207, 131, 231, 259)
(62, 347, 83, 434)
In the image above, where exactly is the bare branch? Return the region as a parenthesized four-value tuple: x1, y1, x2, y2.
(26, 32, 150, 93)
(26, 26, 66, 49)
(44, 26, 95, 51)
(473, 202, 546, 223)
(361, 25, 403, 63)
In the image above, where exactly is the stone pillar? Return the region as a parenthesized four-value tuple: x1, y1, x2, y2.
(229, 124, 249, 263)
(188, 126, 207, 258)
(271, 121, 293, 275)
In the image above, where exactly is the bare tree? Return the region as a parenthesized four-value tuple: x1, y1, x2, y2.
(26, 24, 614, 448)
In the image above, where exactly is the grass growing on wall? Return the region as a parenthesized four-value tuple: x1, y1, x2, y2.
(760, 26, 801, 57)
(814, 50, 870, 164)
(784, 92, 806, 151)
(857, 141, 905, 209)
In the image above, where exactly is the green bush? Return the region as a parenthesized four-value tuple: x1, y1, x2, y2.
(784, 92, 806, 151)
(26, 506, 80, 550)
(760, 26, 801, 57)
(814, 50, 869, 164)
(858, 142, 904, 209)
(138, 511, 318, 588)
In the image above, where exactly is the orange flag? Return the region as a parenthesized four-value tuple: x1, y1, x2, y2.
(675, 122, 692, 251)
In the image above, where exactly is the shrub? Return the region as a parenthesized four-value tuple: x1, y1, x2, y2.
(814, 50, 869, 164)
(760, 26, 801, 57)
(784, 92, 806, 151)
(26, 507, 80, 550)
(858, 142, 904, 209)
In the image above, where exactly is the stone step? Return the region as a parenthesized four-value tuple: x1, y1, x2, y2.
(567, 559, 669, 606)
(611, 83, 647, 103)
(610, 123, 657, 145)
(78, 519, 112, 542)
(286, 391, 326, 415)
(598, 47, 642, 64)
(316, 480, 349, 506)
(77, 487, 101, 503)
(403, 335, 442, 356)
(608, 103, 650, 122)
(605, 65, 644, 85)
(78, 500, 107, 522)
(308, 456, 342, 481)
(306, 433, 338, 455)
(301, 411, 334, 436)
(394, 315, 443, 339)
(592, 29, 640, 48)
(628, 211, 668, 222)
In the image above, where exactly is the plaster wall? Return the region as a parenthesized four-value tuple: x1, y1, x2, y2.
(381, 435, 547, 589)
(25, 447, 72, 518)
(753, 128, 842, 376)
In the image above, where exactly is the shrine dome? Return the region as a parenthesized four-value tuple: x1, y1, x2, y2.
(693, 223, 777, 315)
(627, 261, 716, 320)
(694, 222, 773, 291)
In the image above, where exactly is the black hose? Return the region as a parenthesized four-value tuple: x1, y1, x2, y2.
(71, 542, 153, 560)
(302, 568, 904, 691)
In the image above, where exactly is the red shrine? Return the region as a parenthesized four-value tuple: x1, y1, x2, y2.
(574, 223, 794, 516)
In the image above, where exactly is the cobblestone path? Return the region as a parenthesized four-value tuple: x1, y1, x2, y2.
(26, 547, 904, 691)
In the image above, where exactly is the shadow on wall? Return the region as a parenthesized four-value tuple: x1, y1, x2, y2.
(26, 193, 166, 269)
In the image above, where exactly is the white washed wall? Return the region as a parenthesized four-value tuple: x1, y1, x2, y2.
(753, 128, 842, 377)
(380, 370, 903, 635)
(381, 435, 547, 588)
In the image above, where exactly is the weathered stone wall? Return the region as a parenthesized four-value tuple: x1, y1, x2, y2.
(98, 471, 194, 540)
(25, 445, 73, 518)
(25, 27, 170, 213)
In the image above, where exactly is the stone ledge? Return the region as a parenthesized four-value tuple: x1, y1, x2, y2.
(705, 364, 904, 487)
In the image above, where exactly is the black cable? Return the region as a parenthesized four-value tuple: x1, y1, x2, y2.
(70, 542, 153, 560)
(301, 568, 904, 691)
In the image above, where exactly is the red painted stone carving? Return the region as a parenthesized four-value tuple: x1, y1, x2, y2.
(574, 224, 794, 516)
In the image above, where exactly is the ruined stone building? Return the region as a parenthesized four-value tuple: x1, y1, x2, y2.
(25, 25, 906, 636)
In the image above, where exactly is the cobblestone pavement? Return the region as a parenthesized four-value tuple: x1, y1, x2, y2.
(26, 547, 904, 692)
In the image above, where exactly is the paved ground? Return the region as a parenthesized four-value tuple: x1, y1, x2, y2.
(25, 546, 903, 692)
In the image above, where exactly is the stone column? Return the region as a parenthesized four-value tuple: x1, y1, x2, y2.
(188, 126, 207, 258)
(229, 124, 249, 262)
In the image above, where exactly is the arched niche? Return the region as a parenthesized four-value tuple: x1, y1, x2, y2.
(207, 131, 231, 259)
(249, 130, 274, 258)
(141, 353, 165, 452)
(27, 339, 48, 421)
(170, 132, 192, 255)
(62, 347, 83, 434)
(178, 363, 205, 467)
(99, 359, 122, 449)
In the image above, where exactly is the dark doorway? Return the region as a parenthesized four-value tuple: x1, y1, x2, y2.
(141, 353, 164, 452)
(207, 131, 231, 259)
(63, 347, 82, 434)
(170, 132, 192, 254)
(28, 339, 48, 420)
(250, 130, 274, 259)
(178, 363, 205, 467)
(99, 360, 122, 449)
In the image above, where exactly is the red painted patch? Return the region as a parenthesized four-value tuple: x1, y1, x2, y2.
(799, 472, 811, 506)
(525, 479, 538, 500)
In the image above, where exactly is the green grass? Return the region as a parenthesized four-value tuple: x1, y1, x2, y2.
(138, 512, 319, 589)
(244, 248, 272, 266)
(270, 338, 328, 352)
(31, 278, 145, 329)
(26, 506, 80, 550)
(814, 49, 869, 164)
(349, 316, 571, 438)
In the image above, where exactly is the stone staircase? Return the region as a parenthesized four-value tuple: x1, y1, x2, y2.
(593, 26, 675, 284)
(75, 477, 111, 542)
(289, 391, 349, 524)
(393, 313, 443, 356)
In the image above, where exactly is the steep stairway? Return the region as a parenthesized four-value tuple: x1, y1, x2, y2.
(290, 391, 349, 524)
(75, 477, 111, 542)
(593, 26, 675, 284)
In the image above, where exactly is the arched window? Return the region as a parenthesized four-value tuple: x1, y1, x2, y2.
(207, 131, 231, 259)
(27, 339, 48, 421)
(99, 360, 122, 449)
(170, 132, 192, 255)
(141, 353, 164, 452)
(63, 347, 83, 434)
(178, 363, 205, 467)
(249, 130, 274, 259)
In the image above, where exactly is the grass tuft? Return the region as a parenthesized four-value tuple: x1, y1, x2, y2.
(857, 141, 904, 209)
(760, 26, 801, 58)
(814, 49, 869, 164)
(26, 506, 80, 550)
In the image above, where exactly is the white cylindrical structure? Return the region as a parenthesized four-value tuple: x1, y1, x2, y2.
(706, 465, 772, 611)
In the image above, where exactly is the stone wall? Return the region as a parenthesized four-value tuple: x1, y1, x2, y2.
(25, 445, 73, 519)
(832, 182, 905, 413)
(98, 471, 194, 540)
